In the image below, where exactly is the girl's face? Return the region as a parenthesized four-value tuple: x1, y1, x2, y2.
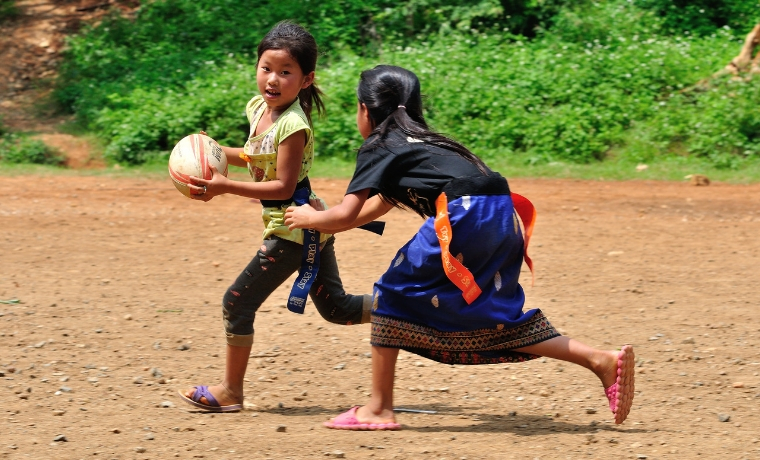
(356, 102, 374, 139)
(256, 49, 314, 112)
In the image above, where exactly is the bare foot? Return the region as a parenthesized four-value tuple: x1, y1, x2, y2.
(593, 349, 624, 389)
(181, 384, 242, 407)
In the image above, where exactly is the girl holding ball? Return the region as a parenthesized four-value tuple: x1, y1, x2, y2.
(178, 22, 372, 412)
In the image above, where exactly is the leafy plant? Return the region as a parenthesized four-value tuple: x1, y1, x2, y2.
(637, 0, 760, 37)
(54, 0, 578, 126)
(54, 0, 391, 123)
(52, 0, 760, 167)
(0, 134, 65, 166)
(639, 76, 760, 168)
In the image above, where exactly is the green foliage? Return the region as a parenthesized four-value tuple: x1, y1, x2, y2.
(550, 1, 665, 43)
(0, 0, 19, 22)
(0, 134, 65, 166)
(54, 0, 384, 122)
(318, 56, 371, 160)
(326, 4, 754, 165)
(52, 0, 760, 168)
(373, 0, 505, 38)
(311, 1, 744, 165)
(54, 0, 573, 125)
(637, 0, 760, 36)
(499, 0, 578, 36)
(93, 60, 255, 164)
(635, 78, 760, 168)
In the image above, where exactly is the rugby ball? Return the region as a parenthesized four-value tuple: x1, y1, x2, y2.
(168, 133, 228, 198)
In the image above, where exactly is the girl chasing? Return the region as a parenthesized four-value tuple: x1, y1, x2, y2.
(284, 65, 635, 429)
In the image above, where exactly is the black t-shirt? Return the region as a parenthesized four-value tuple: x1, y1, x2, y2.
(346, 130, 498, 217)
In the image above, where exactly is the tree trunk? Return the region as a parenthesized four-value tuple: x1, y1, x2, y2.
(723, 23, 760, 76)
(689, 23, 760, 91)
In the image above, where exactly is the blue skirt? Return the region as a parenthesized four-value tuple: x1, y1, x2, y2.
(370, 194, 560, 364)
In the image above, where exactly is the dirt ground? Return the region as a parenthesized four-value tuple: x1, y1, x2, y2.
(1, 171, 759, 460)
(2, 2, 760, 457)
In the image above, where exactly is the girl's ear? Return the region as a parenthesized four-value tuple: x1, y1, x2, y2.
(301, 71, 315, 89)
(364, 104, 377, 129)
(357, 102, 375, 139)
(359, 103, 371, 122)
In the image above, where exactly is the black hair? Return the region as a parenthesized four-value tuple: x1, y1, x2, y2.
(357, 65, 487, 172)
(257, 21, 325, 124)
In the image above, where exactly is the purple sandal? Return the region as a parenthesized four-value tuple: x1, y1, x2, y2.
(177, 386, 242, 412)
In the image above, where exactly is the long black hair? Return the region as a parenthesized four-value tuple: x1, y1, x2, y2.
(356, 65, 486, 172)
(257, 21, 325, 124)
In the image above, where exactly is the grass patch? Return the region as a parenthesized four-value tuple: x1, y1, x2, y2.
(4, 144, 760, 184)
(309, 156, 358, 179)
(489, 153, 760, 184)
(307, 150, 760, 184)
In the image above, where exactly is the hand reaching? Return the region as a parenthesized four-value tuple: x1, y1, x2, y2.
(284, 204, 317, 230)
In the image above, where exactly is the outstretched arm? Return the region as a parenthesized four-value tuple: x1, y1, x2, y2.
(329, 194, 393, 233)
(285, 190, 393, 233)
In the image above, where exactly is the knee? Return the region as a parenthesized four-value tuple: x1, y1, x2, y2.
(311, 290, 368, 325)
(222, 278, 260, 335)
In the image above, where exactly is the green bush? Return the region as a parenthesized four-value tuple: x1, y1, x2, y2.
(0, 134, 65, 166)
(637, 77, 760, 168)
(55, 0, 393, 122)
(93, 60, 255, 164)
(637, 0, 760, 36)
(86, 16, 754, 166)
(53, 0, 760, 167)
(336, 14, 741, 164)
(50, 0, 591, 163)
(54, 0, 578, 125)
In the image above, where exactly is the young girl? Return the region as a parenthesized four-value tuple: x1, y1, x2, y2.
(284, 65, 635, 429)
(177, 22, 372, 412)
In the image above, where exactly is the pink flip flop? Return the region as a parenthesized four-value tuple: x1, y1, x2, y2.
(324, 406, 401, 431)
(604, 345, 635, 424)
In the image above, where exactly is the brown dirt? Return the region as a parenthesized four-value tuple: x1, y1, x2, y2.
(0, 0, 137, 169)
(2, 173, 760, 459)
(2, 2, 760, 458)
(0, 0, 139, 131)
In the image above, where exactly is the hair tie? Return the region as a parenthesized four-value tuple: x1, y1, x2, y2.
(398, 105, 406, 109)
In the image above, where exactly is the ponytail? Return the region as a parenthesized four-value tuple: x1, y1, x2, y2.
(298, 84, 325, 126)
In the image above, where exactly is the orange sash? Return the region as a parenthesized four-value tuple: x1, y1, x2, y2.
(434, 192, 537, 304)
(434, 193, 482, 304)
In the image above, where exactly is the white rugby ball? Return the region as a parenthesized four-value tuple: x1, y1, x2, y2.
(168, 133, 228, 198)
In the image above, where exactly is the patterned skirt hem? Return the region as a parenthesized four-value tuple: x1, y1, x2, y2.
(370, 310, 561, 365)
